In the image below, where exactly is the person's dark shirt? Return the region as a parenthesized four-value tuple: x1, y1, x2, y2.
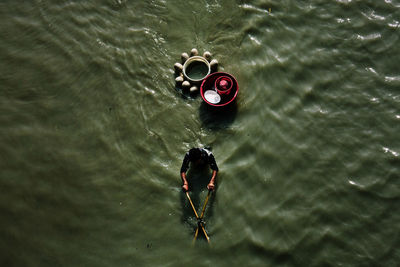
(180, 148, 218, 173)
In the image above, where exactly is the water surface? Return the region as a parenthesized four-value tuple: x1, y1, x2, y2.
(0, 0, 399, 266)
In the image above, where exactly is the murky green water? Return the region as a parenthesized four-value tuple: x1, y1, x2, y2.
(1, 0, 399, 266)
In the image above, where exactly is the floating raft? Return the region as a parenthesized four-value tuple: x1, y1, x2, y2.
(174, 48, 238, 107)
(174, 48, 218, 94)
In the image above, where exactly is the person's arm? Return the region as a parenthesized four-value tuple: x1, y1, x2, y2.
(207, 170, 217, 191)
(180, 153, 190, 192)
(181, 172, 189, 192)
(207, 153, 218, 191)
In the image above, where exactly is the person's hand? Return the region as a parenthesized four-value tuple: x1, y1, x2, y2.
(182, 183, 189, 192)
(207, 182, 214, 191)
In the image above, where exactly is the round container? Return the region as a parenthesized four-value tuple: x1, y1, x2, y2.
(200, 72, 239, 107)
(204, 90, 221, 104)
(215, 76, 233, 95)
(183, 56, 211, 84)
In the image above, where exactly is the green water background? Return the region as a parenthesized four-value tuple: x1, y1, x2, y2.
(1, 0, 399, 266)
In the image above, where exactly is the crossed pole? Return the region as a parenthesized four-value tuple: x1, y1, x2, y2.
(185, 190, 211, 244)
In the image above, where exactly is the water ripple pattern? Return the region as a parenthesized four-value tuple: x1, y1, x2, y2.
(0, 0, 399, 266)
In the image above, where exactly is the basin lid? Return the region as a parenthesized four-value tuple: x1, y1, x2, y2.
(204, 90, 221, 104)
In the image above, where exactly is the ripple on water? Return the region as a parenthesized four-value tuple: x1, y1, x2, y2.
(2, 0, 400, 266)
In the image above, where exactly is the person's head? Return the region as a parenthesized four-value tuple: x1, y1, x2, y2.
(189, 148, 202, 162)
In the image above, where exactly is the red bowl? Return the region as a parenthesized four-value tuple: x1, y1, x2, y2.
(200, 72, 238, 107)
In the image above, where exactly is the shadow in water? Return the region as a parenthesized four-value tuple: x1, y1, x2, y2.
(174, 85, 200, 100)
(172, 72, 202, 100)
(180, 166, 217, 242)
(199, 100, 238, 130)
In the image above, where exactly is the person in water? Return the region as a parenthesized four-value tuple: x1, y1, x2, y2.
(180, 147, 218, 192)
